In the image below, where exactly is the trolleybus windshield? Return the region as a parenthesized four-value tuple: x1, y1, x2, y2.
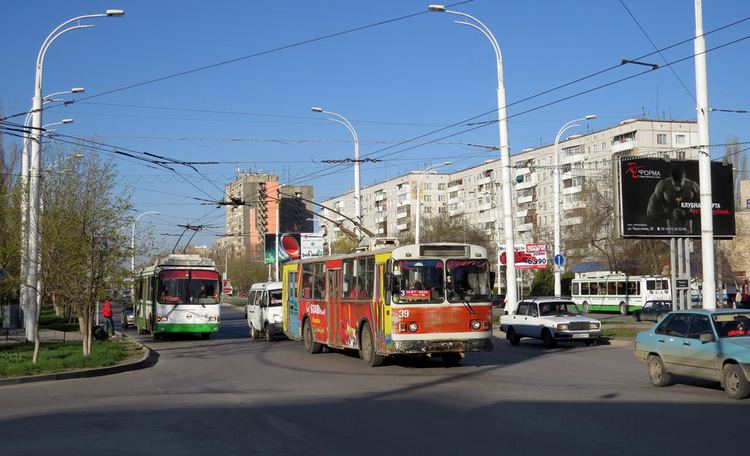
(446, 259, 491, 303)
(158, 270, 219, 304)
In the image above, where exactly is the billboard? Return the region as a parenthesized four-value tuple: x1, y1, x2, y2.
(618, 158, 735, 238)
(264, 233, 302, 264)
(301, 233, 325, 258)
(500, 244, 548, 270)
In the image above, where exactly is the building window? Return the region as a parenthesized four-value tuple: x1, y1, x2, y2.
(657, 133, 667, 145)
(438, 195, 446, 202)
(675, 134, 686, 145)
(438, 183, 446, 190)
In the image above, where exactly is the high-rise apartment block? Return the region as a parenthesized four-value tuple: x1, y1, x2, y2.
(321, 119, 700, 250)
(214, 172, 314, 257)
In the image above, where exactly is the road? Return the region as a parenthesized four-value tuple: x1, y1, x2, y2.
(0, 304, 746, 455)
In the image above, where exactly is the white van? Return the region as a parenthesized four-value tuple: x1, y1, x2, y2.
(246, 282, 283, 341)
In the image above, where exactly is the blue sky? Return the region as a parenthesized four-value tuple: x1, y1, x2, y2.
(3, 0, 750, 251)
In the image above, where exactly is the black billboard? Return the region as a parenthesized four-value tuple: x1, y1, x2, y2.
(618, 158, 735, 238)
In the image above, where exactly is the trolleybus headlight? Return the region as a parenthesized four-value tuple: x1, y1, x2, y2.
(470, 319, 481, 330)
(208, 316, 217, 322)
(408, 322, 419, 332)
(273, 315, 282, 323)
(556, 323, 569, 331)
(156, 316, 168, 322)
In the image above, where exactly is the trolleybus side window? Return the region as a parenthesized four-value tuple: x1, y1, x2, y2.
(607, 282, 617, 295)
(355, 257, 374, 300)
(616, 281, 626, 295)
(598, 282, 607, 295)
(589, 282, 598, 295)
(626, 282, 638, 296)
(311, 262, 325, 299)
(288, 271, 298, 300)
(302, 264, 314, 298)
(572, 283, 580, 295)
(581, 282, 589, 295)
(342, 259, 354, 299)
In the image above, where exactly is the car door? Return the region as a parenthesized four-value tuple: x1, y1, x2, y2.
(527, 303, 544, 338)
(512, 303, 531, 337)
(658, 313, 690, 374)
(246, 290, 256, 324)
(681, 314, 721, 380)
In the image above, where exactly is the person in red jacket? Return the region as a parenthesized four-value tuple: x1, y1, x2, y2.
(102, 298, 115, 336)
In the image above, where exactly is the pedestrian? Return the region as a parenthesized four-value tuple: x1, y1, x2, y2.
(102, 298, 115, 336)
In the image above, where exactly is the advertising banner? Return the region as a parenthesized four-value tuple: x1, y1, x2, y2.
(618, 158, 735, 237)
(500, 244, 548, 270)
(301, 233, 325, 258)
(264, 233, 302, 264)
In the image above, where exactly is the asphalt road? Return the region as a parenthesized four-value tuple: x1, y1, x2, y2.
(0, 304, 746, 455)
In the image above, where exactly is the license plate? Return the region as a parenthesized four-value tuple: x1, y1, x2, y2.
(572, 333, 589, 339)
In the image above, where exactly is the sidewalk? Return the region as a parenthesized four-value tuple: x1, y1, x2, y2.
(0, 328, 85, 346)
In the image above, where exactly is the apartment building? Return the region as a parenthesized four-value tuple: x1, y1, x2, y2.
(214, 172, 314, 257)
(321, 119, 699, 251)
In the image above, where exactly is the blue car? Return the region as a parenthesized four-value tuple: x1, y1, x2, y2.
(634, 309, 750, 399)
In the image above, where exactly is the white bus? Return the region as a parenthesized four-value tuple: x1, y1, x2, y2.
(134, 254, 221, 339)
(571, 271, 671, 315)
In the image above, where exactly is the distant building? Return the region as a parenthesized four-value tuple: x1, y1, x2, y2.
(214, 172, 313, 257)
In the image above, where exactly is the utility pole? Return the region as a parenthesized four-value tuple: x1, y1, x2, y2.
(694, 0, 716, 309)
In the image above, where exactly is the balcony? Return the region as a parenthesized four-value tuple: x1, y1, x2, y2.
(517, 223, 534, 232)
(562, 185, 583, 196)
(397, 223, 410, 231)
(375, 214, 386, 223)
(562, 200, 585, 211)
(374, 193, 386, 202)
(377, 227, 385, 234)
(612, 138, 636, 154)
(397, 199, 411, 208)
(562, 216, 583, 226)
(516, 178, 536, 191)
(517, 194, 534, 205)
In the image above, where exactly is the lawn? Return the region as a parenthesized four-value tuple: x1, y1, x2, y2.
(601, 327, 642, 338)
(38, 307, 80, 332)
(0, 340, 132, 378)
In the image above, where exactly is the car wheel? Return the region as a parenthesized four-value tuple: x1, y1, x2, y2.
(250, 324, 260, 340)
(585, 339, 597, 346)
(542, 329, 556, 348)
(442, 353, 462, 367)
(265, 325, 273, 342)
(359, 322, 384, 367)
(582, 302, 589, 314)
(303, 319, 322, 354)
(634, 312, 641, 322)
(619, 302, 628, 315)
(507, 327, 520, 346)
(648, 355, 671, 387)
(723, 364, 750, 399)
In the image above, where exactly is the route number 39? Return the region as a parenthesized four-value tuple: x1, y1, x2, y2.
(397, 309, 410, 318)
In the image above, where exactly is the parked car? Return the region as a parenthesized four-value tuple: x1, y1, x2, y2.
(121, 306, 135, 329)
(633, 300, 672, 322)
(500, 297, 602, 347)
(634, 309, 750, 399)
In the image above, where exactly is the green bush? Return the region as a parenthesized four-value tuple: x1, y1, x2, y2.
(0, 340, 130, 378)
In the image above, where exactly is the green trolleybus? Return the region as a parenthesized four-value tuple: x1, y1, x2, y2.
(571, 271, 671, 315)
(134, 254, 221, 339)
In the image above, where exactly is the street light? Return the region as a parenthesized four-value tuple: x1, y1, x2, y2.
(553, 114, 595, 297)
(311, 106, 362, 236)
(24, 9, 124, 341)
(428, 4, 519, 311)
(415, 162, 451, 244)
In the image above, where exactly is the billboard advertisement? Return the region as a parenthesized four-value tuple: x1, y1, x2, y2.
(301, 233, 325, 258)
(618, 158, 735, 238)
(500, 244, 548, 270)
(264, 233, 302, 264)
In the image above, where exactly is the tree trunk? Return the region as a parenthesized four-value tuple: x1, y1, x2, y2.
(32, 302, 41, 364)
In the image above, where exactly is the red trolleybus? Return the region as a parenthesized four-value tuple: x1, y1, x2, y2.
(281, 243, 493, 366)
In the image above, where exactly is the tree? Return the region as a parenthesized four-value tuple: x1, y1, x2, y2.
(0, 131, 21, 306)
(38, 149, 133, 357)
(530, 267, 553, 296)
(398, 214, 491, 246)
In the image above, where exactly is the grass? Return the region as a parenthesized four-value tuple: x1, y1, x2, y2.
(601, 327, 642, 338)
(38, 307, 80, 332)
(0, 340, 132, 378)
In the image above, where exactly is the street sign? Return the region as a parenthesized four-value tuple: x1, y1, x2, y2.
(222, 279, 233, 295)
(676, 279, 690, 289)
(554, 254, 565, 267)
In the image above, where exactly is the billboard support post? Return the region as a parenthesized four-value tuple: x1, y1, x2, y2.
(670, 238, 677, 309)
(677, 238, 685, 310)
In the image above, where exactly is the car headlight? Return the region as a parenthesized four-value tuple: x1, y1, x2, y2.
(556, 323, 569, 331)
(590, 322, 601, 330)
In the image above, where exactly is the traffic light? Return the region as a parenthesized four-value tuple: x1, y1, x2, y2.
(257, 182, 268, 235)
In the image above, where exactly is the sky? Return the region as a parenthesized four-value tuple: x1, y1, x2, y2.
(2, 0, 750, 253)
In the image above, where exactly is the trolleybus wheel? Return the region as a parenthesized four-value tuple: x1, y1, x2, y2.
(201, 332, 211, 340)
(619, 302, 629, 315)
(582, 302, 589, 314)
(359, 322, 384, 367)
(442, 352, 462, 366)
(303, 319, 322, 354)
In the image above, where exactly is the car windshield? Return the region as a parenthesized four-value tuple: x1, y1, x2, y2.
(713, 313, 750, 338)
(269, 290, 282, 307)
(539, 301, 580, 316)
(446, 259, 491, 303)
(393, 260, 444, 304)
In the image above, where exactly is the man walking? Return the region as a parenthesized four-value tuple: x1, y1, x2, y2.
(102, 298, 115, 337)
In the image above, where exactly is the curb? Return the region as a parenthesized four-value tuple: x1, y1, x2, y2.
(0, 334, 159, 387)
